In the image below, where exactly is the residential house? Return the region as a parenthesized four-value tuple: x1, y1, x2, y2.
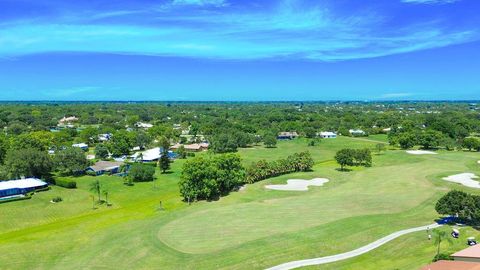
(135, 122, 153, 129)
(349, 129, 366, 136)
(0, 178, 49, 199)
(72, 143, 89, 151)
(278, 132, 299, 140)
(86, 161, 124, 176)
(318, 132, 337, 139)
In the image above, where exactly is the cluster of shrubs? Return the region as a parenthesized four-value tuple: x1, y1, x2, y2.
(245, 152, 314, 184)
(54, 178, 77, 189)
(128, 163, 155, 182)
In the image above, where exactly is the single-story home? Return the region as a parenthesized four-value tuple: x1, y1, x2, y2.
(318, 132, 337, 139)
(0, 178, 49, 199)
(453, 244, 480, 263)
(135, 122, 153, 129)
(131, 147, 177, 162)
(278, 132, 299, 140)
(87, 161, 124, 176)
(349, 129, 366, 136)
(420, 260, 480, 270)
(58, 116, 78, 125)
(98, 133, 112, 142)
(72, 143, 89, 151)
(171, 143, 209, 152)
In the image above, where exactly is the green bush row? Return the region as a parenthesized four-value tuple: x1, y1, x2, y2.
(55, 178, 77, 189)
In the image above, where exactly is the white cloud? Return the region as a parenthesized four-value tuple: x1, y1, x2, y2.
(402, 0, 460, 4)
(171, 0, 227, 7)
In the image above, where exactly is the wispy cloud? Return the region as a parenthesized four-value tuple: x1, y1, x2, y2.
(379, 93, 414, 99)
(402, 0, 460, 4)
(0, 0, 478, 61)
(172, 0, 227, 7)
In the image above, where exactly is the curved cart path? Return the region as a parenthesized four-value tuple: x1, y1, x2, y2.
(266, 223, 442, 270)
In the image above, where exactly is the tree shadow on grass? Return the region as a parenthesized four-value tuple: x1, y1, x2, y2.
(335, 168, 353, 172)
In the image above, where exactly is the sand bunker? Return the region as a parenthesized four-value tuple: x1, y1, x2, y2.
(443, 173, 480, 189)
(406, 150, 437, 155)
(265, 178, 329, 191)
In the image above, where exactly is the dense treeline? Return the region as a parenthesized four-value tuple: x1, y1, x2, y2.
(245, 152, 314, 184)
(0, 102, 479, 181)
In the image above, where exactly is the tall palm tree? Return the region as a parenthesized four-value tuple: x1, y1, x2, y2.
(89, 180, 101, 202)
(102, 189, 109, 205)
(432, 229, 453, 260)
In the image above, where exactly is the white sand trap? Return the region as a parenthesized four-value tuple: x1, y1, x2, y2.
(443, 173, 480, 188)
(406, 150, 437, 155)
(265, 178, 329, 191)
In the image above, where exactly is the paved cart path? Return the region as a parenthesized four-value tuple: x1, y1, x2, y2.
(266, 223, 442, 270)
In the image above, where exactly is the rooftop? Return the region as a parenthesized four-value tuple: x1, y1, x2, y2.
(453, 244, 480, 259)
(89, 161, 124, 172)
(420, 260, 480, 270)
(0, 178, 48, 191)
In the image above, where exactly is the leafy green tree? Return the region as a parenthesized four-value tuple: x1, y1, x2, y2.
(263, 133, 277, 148)
(108, 130, 133, 157)
(79, 127, 99, 144)
(4, 148, 53, 179)
(177, 145, 187, 159)
(128, 164, 155, 182)
(179, 154, 245, 202)
(159, 153, 171, 173)
(54, 147, 89, 176)
(95, 144, 110, 160)
(435, 190, 477, 220)
(210, 133, 238, 153)
(418, 130, 444, 149)
(335, 149, 355, 170)
(463, 137, 480, 151)
(398, 132, 417, 149)
(0, 134, 9, 164)
(135, 130, 152, 150)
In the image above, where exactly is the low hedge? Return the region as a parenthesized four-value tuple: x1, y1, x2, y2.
(55, 178, 77, 189)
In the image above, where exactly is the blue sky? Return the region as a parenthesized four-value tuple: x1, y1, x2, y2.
(0, 0, 479, 101)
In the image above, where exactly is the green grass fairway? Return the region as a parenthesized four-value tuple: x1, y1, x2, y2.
(1, 137, 480, 270)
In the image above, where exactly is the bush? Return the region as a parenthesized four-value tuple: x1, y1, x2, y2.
(433, 253, 452, 262)
(55, 178, 77, 189)
(52, 196, 63, 203)
(128, 164, 155, 182)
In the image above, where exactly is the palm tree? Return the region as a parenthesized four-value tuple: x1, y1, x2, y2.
(89, 180, 102, 202)
(432, 229, 453, 260)
(102, 189, 109, 205)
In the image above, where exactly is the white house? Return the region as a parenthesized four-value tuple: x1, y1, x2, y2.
(349, 129, 366, 136)
(318, 132, 337, 139)
(135, 122, 153, 129)
(72, 143, 89, 150)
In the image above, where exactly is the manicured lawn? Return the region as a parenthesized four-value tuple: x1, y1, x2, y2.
(1, 138, 479, 269)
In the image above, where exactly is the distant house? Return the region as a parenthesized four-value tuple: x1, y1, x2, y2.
(131, 147, 177, 162)
(87, 161, 124, 176)
(58, 116, 78, 126)
(278, 132, 299, 140)
(171, 143, 209, 152)
(453, 244, 480, 263)
(318, 132, 337, 139)
(72, 143, 89, 151)
(135, 122, 153, 129)
(98, 133, 112, 142)
(349, 129, 366, 136)
(0, 178, 49, 199)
